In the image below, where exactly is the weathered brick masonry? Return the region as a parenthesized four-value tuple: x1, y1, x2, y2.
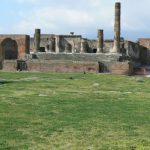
(2, 60, 99, 73)
(0, 35, 30, 59)
(1, 2, 150, 75)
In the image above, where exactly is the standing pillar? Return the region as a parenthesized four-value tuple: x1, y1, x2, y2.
(97, 29, 104, 53)
(81, 39, 88, 53)
(112, 2, 121, 53)
(34, 29, 41, 52)
(55, 36, 60, 53)
(49, 38, 56, 52)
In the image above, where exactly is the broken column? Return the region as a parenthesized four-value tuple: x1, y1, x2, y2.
(81, 39, 88, 53)
(34, 29, 41, 52)
(97, 29, 104, 53)
(112, 2, 121, 53)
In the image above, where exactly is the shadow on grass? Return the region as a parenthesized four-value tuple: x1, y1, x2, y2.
(0, 81, 14, 85)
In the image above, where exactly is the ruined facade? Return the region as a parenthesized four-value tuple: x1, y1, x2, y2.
(30, 34, 114, 54)
(0, 35, 29, 59)
(138, 38, 150, 50)
(0, 2, 150, 75)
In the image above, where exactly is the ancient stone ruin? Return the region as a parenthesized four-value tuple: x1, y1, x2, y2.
(0, 2, 150, 75)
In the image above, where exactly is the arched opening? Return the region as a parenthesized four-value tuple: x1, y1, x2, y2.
(93, 49, 97, 53)
(1, 38, 18, 60)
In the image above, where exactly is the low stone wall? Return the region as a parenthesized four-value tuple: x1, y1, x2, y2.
(2, 60, 17, 71)
(109, 62, 133, 75)
(2, 52, 132, 75)
(2, 60, 132, 75)
(29, 53, 121, 63)
(2, 60, 99, 73)
(26, 60, 99, 73)
(25, 53, 122, 73)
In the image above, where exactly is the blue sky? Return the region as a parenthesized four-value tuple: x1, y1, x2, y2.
(0, 0, 150, 41)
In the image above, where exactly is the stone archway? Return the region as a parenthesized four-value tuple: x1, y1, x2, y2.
(1, 38, 18, 60)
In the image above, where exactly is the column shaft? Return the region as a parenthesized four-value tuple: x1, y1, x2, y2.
(34, 29, 41, 52)
(112, 2, 121, 53)
(81, 39, 88, 53)
(55, 36, 60, 53)
(97, 29, 104, 53)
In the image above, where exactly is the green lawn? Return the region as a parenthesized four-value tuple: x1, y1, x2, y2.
(0, 72, 150, 150)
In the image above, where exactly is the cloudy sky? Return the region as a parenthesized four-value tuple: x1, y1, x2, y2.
(0, 0, 150, 40)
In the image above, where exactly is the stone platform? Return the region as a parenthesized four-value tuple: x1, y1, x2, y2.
(2, 53, 132, 75)
(28, 53, 121, 63)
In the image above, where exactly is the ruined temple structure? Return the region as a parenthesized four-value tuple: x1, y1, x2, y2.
(0, 2, 150, 75)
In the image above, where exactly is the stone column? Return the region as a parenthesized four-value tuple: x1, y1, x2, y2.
(81, 39, 87, 53)
(55, 36, 60, 53)
(34, 29, 41, 52)
(97, 29, 104, 53)
(49, 38, 56, 52)
(112, 2, 121, 53)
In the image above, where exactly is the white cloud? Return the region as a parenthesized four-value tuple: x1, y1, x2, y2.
(11, 0, 150, 40)
(15, 2, 114, 37)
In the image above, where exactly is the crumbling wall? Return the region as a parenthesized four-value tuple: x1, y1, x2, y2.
(30, 33, 116, 53)
(0, 35, 30, 59)
(59, 35, 81, 53)
(30, 34, 82, 53)
(124, 41, 150, 64)
(138, 38, 150, 50)
(30, 34, 55, 52)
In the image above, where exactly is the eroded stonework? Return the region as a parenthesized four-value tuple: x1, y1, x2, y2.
(0, 35, 30, 59)
(138, 38, 150, 50)
(0, 2, 150, 75)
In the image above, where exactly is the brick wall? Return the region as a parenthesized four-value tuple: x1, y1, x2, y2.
(2, 60, 99, 73)
(109, 62, 133, 75)
(0, 35, 30, 59)
(2, 59, 132, 75)
(2, 60, 17, 71)
(26, 60, 99, 73)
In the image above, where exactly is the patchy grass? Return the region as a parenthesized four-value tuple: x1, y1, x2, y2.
(0, 72, 150, 149)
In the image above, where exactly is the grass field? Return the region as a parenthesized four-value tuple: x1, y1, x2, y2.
(0, 72, 150, 150)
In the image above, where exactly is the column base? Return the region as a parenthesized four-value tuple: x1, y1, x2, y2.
(110, 46, 119, 53)
(97, 48, 103, 53)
